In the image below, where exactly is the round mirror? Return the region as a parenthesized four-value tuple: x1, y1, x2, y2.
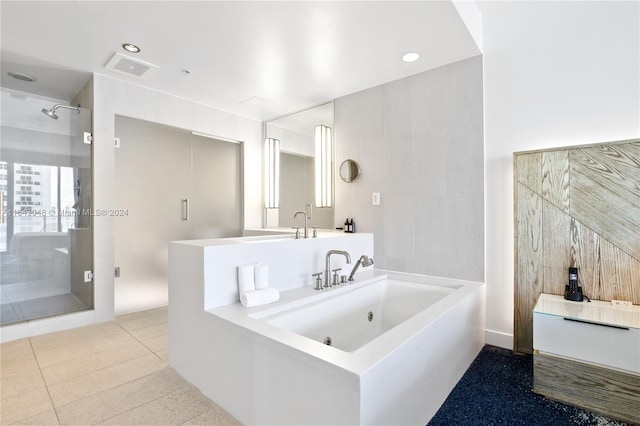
(339, 159, 361, 183)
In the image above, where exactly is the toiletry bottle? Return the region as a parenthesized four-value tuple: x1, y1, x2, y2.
(344, 218, 350, 233)
(350, 218, 355, 233)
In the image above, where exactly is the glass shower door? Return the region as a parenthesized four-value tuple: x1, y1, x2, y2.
(0, 89, 93, 326)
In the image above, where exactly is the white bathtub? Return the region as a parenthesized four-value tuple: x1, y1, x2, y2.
(266, 279, 455, 352)
(177, 270, 486, 425)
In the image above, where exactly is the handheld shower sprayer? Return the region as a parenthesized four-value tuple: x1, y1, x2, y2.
(41, 104, 80, 120)
(348, 255, 374, 281)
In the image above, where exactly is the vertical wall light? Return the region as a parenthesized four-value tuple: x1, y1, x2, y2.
(314, 125, 332, 208)
(264, 137, 280, 208)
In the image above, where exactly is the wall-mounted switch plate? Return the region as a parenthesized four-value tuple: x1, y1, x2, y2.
(372, 192, 380, 205)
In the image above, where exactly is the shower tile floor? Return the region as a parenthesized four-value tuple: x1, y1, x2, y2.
(0, 306, 241, 425)
(1, 294, 89, 326)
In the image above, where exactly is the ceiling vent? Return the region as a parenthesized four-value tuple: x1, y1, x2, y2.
(104, 52, 158, 79)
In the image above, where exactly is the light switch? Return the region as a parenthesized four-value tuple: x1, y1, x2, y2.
(372, 192, 380, 205)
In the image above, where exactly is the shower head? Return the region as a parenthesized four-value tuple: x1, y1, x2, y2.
(348, 255, 374, 281)
(41, 104, 80, 120)
(360, 255, 374, 267)
(41, 107, 59, 120)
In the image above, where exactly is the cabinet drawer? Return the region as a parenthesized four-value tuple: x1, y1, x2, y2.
(533, 312, 640, 374)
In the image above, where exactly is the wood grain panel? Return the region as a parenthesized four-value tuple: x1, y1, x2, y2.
(570, 219, 602, 301)
(534, 353, 640, 425)
(541, 150, 570, 212)
(570, 147, 640, 260)
(599, 238, 640, 304)
(514, 140, 640, 353)
(585, 143, 640, 199)
(515, 152, 541, 193)
(514, 183, 543, 354)
(542, 200, 571, 295)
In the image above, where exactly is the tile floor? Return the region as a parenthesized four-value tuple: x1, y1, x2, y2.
(0, 307, 241, 425)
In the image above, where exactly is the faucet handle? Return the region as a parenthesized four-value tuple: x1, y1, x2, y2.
(292, 227, 301, 239)
(312, 272, 323, 290)
(312, 226, 318, 238)
(331, 268, 342, 286)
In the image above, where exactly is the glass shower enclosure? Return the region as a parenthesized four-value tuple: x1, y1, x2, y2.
(0, 88, 93, 326)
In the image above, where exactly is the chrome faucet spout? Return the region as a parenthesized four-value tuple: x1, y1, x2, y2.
(294, 211, 309, 238)
(325, 250, 351, 287)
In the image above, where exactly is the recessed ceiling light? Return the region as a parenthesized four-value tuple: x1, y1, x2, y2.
(402, 52, 420, 63)
(122, 43, 141, 53)
(7, 71, 37, 82)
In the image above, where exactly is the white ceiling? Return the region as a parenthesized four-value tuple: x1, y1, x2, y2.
(0, 1, 480, 122)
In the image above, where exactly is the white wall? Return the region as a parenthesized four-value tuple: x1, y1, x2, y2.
(480, 1, 640, 348)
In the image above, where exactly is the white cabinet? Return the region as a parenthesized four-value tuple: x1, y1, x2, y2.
(533, 293, 640, 374)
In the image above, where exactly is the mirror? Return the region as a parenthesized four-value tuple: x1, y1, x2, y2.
(265, 102, 334, 230)
(339, 159, 361, 182)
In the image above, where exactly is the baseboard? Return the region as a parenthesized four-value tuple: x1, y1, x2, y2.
(484, 329, 513, 349)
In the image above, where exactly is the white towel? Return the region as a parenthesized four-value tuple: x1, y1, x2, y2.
(240, 288, 280, 308)
(254, 263, 269, 289)
(237, 264, 256, 294)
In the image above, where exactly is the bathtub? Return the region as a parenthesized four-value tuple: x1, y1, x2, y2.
(170, 269, 485, 425)
(265, 279, 455, 352)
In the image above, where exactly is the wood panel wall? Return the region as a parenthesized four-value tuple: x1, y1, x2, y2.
(514, 139, 640, 354)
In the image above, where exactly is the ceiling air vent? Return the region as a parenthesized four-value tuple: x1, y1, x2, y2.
(104, 52, 158, 79)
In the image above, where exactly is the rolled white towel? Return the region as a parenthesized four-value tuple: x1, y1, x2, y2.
(254, 263, 269, 289)
(237, 264, 256, 294)
(240, 288, 280, 308)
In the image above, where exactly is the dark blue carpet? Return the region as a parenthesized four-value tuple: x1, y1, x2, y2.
(428, 345, 631, 426)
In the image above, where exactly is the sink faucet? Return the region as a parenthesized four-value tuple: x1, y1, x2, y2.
(325, 250, 351, 287)
(294, 211, 308, 238)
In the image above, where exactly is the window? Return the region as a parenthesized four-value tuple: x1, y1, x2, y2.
(1, 163, 77, 252)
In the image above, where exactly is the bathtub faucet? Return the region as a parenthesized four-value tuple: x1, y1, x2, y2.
(294, 211, 309, 238)
(325, 250, 351, 287)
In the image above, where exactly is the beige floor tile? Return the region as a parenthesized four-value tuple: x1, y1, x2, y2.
(117, 311, 168, 333)
(29, 322, 125, 353)
(7, 409, 59, 426)
(0, 387, 53, 425)
(56, 368, 188, 425)
(100, 386, 213, 425)
(116, 306, 168, 324)
(141, 334, 168, 353)
(0, 340, 39, 379)
(181, 405, 242, 426)
(128, 321, 168, 341)
(0, 369, 45, 400)
(33, 332, 141, 368)
(40, 340, 151, 385)
(47, 353, 166, 407)
(156, 349, 169, 362)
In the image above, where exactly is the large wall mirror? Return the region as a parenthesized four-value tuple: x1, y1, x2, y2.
(265, 102, 334, 230)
